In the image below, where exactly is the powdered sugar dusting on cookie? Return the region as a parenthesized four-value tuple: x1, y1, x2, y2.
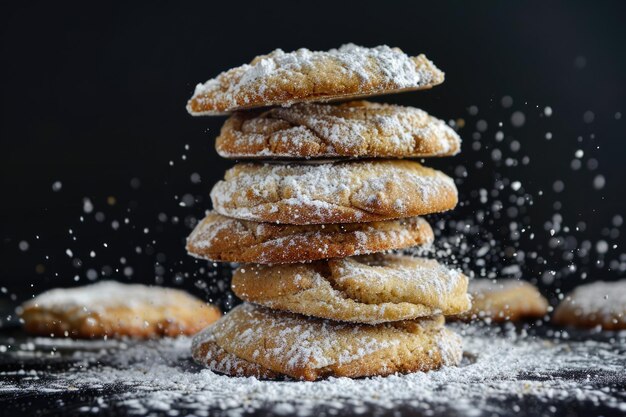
(210, 161, 457, 224)
(217, 101, 461, 158)
(332, 255, 469, 307)
(22, 281, 196, 312)
(558, 281, 626, 321)
(187, 45, 444, 115)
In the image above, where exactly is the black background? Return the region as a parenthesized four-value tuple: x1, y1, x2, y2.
(1, 1, 625, 307)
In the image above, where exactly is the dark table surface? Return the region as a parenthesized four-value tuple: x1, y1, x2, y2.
(1, 304, 625, 417)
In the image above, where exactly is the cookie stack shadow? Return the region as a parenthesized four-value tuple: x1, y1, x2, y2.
(185, 44, 472, 381)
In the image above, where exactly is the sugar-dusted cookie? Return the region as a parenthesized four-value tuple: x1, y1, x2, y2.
(454, 279, 548, 322)
(210, 160, 457, 225)
(215, 101, 460, 159)
(19, 281, 221, 339)
(553, 281, 626, 330)
(186, 212, 433, 264)
(232, 254, 470, 323)
(191, 303, 462, 381)
(187, 44, 444, 116)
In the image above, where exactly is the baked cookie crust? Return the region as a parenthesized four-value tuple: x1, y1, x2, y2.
(187, 44, 444, 116)
(553, 280, 626, 330)
(453, 279, 548, 323)
(232, 254, 470, 323)
(186, 211, 433, 264)
(210, 160, 458, 225)
(191, 303, 462, 381)
(20, 281, 222, 339)
(215, 101, 460, 159)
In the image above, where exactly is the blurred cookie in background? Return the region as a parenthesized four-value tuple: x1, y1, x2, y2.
(553, 280, 626, 330)
(19, 281, 221, 339)
(452, 278, 548, 323)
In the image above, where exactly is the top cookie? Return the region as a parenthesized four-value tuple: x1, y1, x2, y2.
(187, 44, 444, 115)
(215, 101, 461, 159)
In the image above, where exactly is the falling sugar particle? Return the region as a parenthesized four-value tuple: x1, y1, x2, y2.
(52, 181, 62, 192)
(511, 111, 526, 127)
(86, 269, 98, 280)
(82, 198, 94, 214)
(190, 173, 201, 184)
(593, 175, 606, 190)
(65, 249, 73, 257)
(543, 107, 553, 117)
(574, 55, 587, 69)
(545, 132, 552, 140)
(476, 120, 488, 132)
(130, 178, 141, 189)
(468, 105, 479, 116)
(616, 112, 622, 120)
(511, 181, 521, 191)
(501, 96, 513, 108)
(596, 240, 609, 254)
(583, 111, 595, 123)
(575, 150, 584, 158)
(553, 180, 565, 193)
(18, 241, 29, 251)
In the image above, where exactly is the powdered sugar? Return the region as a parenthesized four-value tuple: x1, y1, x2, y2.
(2, 326, 624, 416)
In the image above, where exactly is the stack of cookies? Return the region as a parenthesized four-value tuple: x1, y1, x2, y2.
(185, 44, 471, 381)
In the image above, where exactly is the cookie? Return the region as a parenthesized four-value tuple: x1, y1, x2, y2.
(215, 101, 461, 159)
(454, 279, 548, 322)
(187, 44, 444, 116)
(210, 160, 458, 225)
(186, 211, 433, 264)
(19, 281, 222, 339)
(553, 281, 626, 330)
(232, 254, 470, 323)
(191, 303, 462, 380)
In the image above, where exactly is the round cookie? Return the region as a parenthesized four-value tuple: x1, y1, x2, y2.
(215, 101, 461, 159)
(187, 44, 444, 116)
(232, 254, 470, 323)
(191, 303, 462, 381)
(210, 160, 458, 225)
(186, 211, 434, 264)
(19, 281, 222, 339)
(553, 281, 626, 330)
(455, 279, 548, 322)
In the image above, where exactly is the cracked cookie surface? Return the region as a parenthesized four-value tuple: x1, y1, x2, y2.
(210, 160, 457, 225)
(186, 212, 433, 264)
(216, 101, 460, 159)
(20, 281, 222, 339)
(232, 254, 470, 323)
(187, 44, 444, 115)
(191, 303, 462, 380)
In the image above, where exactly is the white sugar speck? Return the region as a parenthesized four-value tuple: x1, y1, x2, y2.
(52, 181, 63, 192)
(82, 198, 94, 214)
